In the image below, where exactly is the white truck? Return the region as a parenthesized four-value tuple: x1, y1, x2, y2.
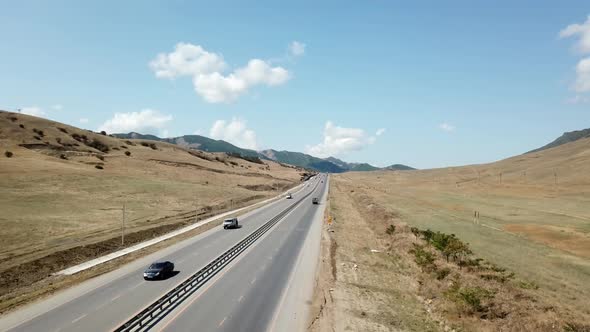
(223, 217, 239, 229)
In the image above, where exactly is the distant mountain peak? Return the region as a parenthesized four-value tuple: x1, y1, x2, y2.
(527, 128, 590, 154)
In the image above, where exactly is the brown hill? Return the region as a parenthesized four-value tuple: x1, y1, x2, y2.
(0, 110, 307, 309)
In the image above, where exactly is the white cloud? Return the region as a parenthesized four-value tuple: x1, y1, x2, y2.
(565, 94, 590, 104)
(149, 43, 226, 79)
(439, 122, 455, 132)
(560, 15, 590, 54)
(376, 128, 386, 136)
(209, 117, 258, 150)
(574, 57, 590, 92)
(306, 121, 377, 158)
(98, 109, 172, 135)
(79, 118, 89, 124)
(288, 41, 306, 57)
(52, 104, 63, 111)
(150, 43, 291, 103)
(20, 106, 47, 117)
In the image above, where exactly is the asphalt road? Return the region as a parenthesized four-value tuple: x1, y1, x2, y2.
(155, 175, 328, 332)
(2, 175, 326, 332)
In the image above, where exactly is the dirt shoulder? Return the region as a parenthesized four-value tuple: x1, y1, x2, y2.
(309, 176, 590, 332)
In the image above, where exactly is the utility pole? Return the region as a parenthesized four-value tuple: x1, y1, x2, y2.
(121, 203, 126, 245)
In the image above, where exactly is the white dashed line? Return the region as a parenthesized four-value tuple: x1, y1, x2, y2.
(71, 313, 87, 324)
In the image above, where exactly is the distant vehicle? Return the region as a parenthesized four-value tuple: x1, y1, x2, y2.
(223, 217, 239, 229)
(286, 193, 293, 199)
(312, 197, 319, 204)
(143, 261, 174, 280)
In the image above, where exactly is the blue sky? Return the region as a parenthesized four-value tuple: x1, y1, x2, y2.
(1, 1, 589, 169)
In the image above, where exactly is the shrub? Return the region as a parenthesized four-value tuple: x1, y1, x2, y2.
(100, 130, 107, 135)
(149, 143, 157, 150)
(19, 124, 25, 129)
(410, 244, 436, 272)
(125, 151, 131, 156)
(87, 139, 109, 153)
(95, 165, 103, 170)
(120, 145, 128, 149)
(445, 279, 494, 313)
(9, 116, 17, 122)
(140, 142, 149, 147)
(5, 151, 13, 158)
(125, 140, 135, 146)
(480, 273, 514, 283)
(34, 135, 41, 140)
(96, 155, 104, 161)
(410, 227, 420, 238)
(112, 147, 120, 150)
(436, 268, 451, 280)
(32, 128, 44, 137)
(59, 154, 67, 160)
(386, 224, 396, 235)
(58, 127, 68, 134)
(518, 280, 539, 290)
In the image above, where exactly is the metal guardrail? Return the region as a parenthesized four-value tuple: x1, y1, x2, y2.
(113, 179, 321, 332)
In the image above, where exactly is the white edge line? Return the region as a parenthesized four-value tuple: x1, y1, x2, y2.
(54, 180, 310, 276)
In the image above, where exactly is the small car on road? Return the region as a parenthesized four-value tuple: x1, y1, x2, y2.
(286, 193, 293, 199)
(143, 261, 174, 280)
(312, 197, 319, 205)
(223, 217, 239, 229)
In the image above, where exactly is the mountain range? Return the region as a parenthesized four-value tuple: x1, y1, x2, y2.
(113, 132, 416, 173)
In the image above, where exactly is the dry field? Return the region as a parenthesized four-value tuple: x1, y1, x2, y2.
(310, 138, 590, 331)
(0, 111, 307, 310)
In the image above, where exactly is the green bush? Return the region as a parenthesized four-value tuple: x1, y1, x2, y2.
(446, 279, 494, 313)
(410, 244, 436, 272)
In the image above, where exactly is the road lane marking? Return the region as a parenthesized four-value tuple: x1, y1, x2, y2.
(111, 294, 122, 301)
(218, 317, 227, 327)
(238, 295, 244, 303)
(251, 277, 257, 284)
(71, 313, 87, 324)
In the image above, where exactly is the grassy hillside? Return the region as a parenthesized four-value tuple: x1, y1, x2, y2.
(328, 136, 590, 330)
(0, 110, 305, 309)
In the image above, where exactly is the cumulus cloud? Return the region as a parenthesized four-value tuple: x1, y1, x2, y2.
(376, 128, 386, 136)
(306, 121, 377, 158)
(288, 41, 306, 57)
(20, 106, 47, 117)
(98, 109, 172, 135)
(560, 15, 590, 54)
(150, 43, 291, 103)
(560, 16, 590, 95)
(574, 57, 590, 92)
(209, 117, 258, 150)
(439, 122, 455, 132)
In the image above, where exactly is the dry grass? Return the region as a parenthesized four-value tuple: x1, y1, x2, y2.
(322, 137, 590, 331)
(0, 111, 305, 302)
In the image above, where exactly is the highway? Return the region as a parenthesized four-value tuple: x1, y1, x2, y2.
(1, 174, 327, 332)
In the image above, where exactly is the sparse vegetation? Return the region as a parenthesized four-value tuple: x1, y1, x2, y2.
(125, 140, 135, 146)
(19, 124, 24, 129)
(409, 243, 437, 272)
(149, 143, 157, 150)
(140, 142, 149, 147)
(5, 151, 13, 158)
(33, 136, 41, 140)
(385, 224, 396, 235)
(96, 155, 104, 161)
(94, 165, 103, 169)
(436, 267, 451, 280)
(227, 152, 264, 164)
(59, 154, 68, 160)
(32, 128, 44, 137)
(58, 127, 68, 134)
